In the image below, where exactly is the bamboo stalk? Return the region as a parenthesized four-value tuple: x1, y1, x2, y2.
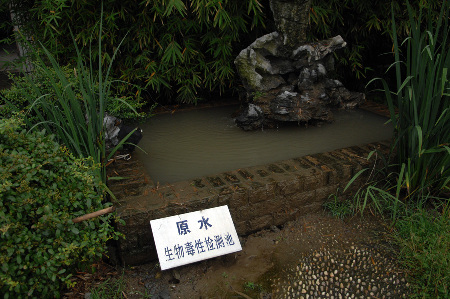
(72, 206, 115, 223)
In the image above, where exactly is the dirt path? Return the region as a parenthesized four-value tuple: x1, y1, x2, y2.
(78, 211, 410, 298)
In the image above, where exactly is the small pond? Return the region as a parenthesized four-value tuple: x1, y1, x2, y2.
(135, 105, 392, 184)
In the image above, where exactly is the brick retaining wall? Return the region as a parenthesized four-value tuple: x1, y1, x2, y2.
(108, 139, 390, 265)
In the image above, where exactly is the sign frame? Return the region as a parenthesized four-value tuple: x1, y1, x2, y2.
(150, 205, 242, 270)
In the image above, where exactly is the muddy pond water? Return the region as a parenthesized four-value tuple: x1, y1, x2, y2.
(135, 105, 392, 184)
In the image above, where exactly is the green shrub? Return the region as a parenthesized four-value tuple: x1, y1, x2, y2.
(0, 117, 120, 298)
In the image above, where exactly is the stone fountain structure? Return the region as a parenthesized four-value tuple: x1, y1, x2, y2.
(234, 0, 365, 130)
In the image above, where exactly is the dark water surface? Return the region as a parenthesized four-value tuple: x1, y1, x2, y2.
(136, 105, 392, 184)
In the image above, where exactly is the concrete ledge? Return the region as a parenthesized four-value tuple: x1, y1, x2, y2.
(108, 139, 391, 265)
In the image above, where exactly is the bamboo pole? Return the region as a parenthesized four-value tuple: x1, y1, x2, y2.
(72, 206, 115, 223)
(9, 3, 33, 72)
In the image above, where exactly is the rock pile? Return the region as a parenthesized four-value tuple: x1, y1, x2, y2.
(234, 0, 365, 131)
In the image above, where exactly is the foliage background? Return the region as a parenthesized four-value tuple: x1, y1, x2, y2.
(1, 0, 265, 106)
(1, 0, 445, 105)
(308, 0, 446, 89)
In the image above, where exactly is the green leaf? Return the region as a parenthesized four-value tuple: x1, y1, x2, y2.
(343, 168, 368, 192)
(163, 0, 187, 17)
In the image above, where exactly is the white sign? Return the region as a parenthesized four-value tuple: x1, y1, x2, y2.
(150, 205, 242, 270)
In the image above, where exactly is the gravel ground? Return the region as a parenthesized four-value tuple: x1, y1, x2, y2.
(272, 245, 410, 298)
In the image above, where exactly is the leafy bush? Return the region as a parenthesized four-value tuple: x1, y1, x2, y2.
(3, 0, 445, 102)
(0, 117, 120, 298)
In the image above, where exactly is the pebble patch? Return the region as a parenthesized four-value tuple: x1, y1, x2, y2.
(272, 245, 410, 298)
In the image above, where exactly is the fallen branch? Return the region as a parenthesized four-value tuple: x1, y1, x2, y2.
(72, 206, 115, 223)
(230, 286, 253, 299)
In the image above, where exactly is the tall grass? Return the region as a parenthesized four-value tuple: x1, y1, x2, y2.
(350, 0, 450, 211)
(375, 0, 450, 198)
(9, 10, 136, 186)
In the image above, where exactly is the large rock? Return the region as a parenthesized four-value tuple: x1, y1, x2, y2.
(233, 32, 286, 93)
(234, 33, 365, 130)
(234, 104, 265, 131)
(234, 0, 364, 131)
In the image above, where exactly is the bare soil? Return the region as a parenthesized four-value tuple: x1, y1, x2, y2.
(66, 210, 409, 298)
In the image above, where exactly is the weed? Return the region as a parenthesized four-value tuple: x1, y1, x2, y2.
(244, 281, 264, 292)
(323, 190, 354, 219)
(252, 91, 266, 101)
(90, 273, 127, 299)
(367, 0, 450, 198)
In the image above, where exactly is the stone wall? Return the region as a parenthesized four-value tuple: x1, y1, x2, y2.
(108, 137, 391, 265)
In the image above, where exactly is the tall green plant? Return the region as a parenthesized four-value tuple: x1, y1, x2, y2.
(9, 13, 136, 186)
(369, 0, 450, 198)
(344, 1, 449, 220)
